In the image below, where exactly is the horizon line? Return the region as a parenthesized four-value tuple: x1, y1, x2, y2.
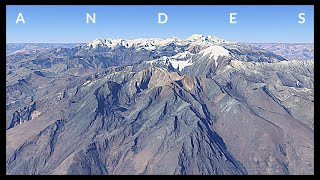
(6, 41, 315, 44)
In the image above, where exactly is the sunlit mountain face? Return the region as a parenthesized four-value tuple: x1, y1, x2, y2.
(6, 34, 314, 175)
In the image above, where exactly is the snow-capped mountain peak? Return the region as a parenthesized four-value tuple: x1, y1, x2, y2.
(85, 38, 130, 49)
(199, 46, 230, 67)
(186, 34, 229, 45)
(186, 34, 205, 41)
(87, 38, 107, 49)
(199, 45, 230, 59)
(84, 34, 232, 50)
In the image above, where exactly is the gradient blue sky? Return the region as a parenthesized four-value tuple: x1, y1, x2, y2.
(6, 5, 314, 43)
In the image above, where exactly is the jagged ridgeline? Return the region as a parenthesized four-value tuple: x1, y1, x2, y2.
(6, 34, 314, 175)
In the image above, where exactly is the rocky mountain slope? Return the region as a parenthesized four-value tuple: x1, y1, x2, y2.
(6, 34, 314, 175)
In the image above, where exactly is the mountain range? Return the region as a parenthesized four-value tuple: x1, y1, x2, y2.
(245, 43, 314, 61)
(6, 34, 314, 175)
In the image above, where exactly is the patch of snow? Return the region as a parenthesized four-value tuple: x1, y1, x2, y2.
(137, 46, 156, 51)
(171, 51, 194, 59)
(159, 56, 170, 62)
(83, 80, 95, 87)
(145, 53, 194, 71)
(199, 45, 230, 67)
(169, 59, 193, 71)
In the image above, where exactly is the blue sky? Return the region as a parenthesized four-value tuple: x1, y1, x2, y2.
(6, 5, 314, 43)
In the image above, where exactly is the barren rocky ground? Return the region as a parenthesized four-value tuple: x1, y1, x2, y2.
(6, 35, 314, 174)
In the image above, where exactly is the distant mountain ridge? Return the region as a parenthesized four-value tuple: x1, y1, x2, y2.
(6, 43, 84, 55)
(245, 43, 314, 60)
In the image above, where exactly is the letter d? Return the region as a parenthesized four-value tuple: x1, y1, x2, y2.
(158, 13, 168, 24)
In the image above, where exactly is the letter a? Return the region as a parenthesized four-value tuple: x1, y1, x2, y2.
(87, 13, 96, 24)
(16, 13, 25, 24)
(158, 13, 168, 24)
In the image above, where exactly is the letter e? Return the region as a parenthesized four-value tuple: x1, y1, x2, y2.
(230, 13, 237, 24)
